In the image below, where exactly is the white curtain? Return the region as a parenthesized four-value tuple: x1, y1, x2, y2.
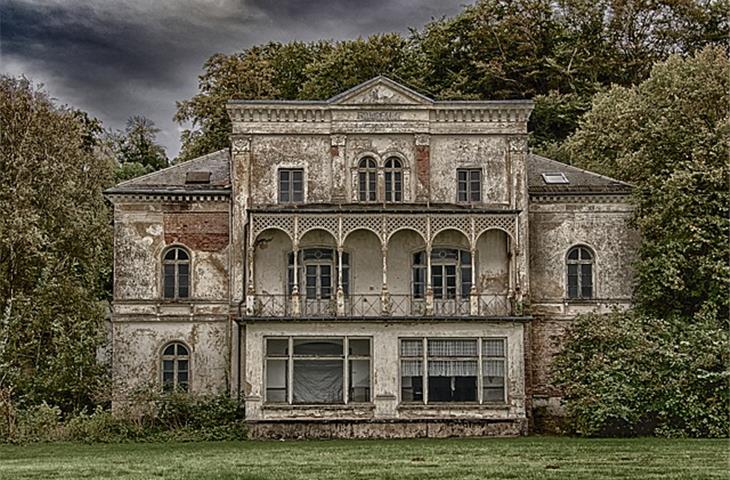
(400, 340, 423, 357)
(401, 359, 423, 376)
(483, 359, 505, 377)
(428, 339, 477, 357)
(483, 339, 505, 357)
(428, 360, 478, 376)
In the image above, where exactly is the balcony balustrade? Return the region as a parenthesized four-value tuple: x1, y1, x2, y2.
(248, 292, 515, 318)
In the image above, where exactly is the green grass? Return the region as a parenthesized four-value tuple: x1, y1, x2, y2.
(0, 437, 727, 480)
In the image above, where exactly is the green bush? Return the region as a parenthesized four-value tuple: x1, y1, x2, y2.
(553, 310, 729, 438)
(0, 392, 247, 444)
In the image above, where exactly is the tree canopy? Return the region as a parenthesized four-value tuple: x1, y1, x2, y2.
(0, 77, 115, 411)
(174, 0, 728, 160)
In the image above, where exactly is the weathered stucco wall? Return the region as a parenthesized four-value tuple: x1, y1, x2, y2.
(113, 200, 230, 302)
(112, 320, 229, 398)
(429, 135, 510, 205)
(528, 198, 638, 311)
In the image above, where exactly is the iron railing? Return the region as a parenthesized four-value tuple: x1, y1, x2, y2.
(249, 293, 515, 318)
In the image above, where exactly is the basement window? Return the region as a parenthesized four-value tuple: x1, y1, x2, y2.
(541, 172, 569, 184)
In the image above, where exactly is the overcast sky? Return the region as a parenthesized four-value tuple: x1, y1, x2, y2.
(1, 0, 468, 158)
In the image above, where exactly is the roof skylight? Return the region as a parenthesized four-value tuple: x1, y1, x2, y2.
(541, 172, 569, 185)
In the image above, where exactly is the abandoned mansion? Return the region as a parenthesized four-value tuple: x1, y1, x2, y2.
(106, 77, 638, 437)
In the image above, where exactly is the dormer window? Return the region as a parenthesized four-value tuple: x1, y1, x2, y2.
(357, 157, 378, 202)
(279, 169, 304, 203)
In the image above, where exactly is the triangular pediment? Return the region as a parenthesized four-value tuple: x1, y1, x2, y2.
(328, 76, 433, 106)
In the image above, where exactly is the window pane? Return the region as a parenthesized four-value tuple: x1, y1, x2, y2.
(428, 339, 477, 357)
(428, 371, 477, 402)
(567, 264, 579, 298)
(280, 170, 290, 182)
(176, 344, 188, 356)
(567, 248, 579, 260)
(582, 285, 593, 298)
(483, 339, 505, 357)
(267, 338, 289, 356)
(177, 359, 188, 372)
(163, 345, 176, 356)
(401, 373, 423, 402)
(177, 276, 189, 298)
(293, 360, 343, 404)
(358, 172, 367, 201)
(266, 359, 288, 403)
(349, 359, 370, 402)
(349, 339, 370, 356)
(163, 360, 174, 372)
(178, 264, 189, 275)
(293, 338, 343, 356)
(400, 339, 423, 357)
(164, 250, 176, 260)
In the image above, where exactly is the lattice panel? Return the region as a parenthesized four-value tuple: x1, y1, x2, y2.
(384, 216, 428, 243)
(341, 216, 383, 244)
(252, 214, 294, 239)
(297, 215, 339, 242)
(429, 215, 472, 243)
(474, 215, 516, 240)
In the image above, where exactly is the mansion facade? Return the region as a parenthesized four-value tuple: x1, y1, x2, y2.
(106, 77, 638, 438)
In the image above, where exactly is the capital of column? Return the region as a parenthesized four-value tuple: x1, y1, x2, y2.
(232, 136, 251, 155)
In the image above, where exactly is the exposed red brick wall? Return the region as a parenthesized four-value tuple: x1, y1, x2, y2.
(415, 145, 430, 190)
(164, 212, 229, 252)
(528, 317, 572, 397)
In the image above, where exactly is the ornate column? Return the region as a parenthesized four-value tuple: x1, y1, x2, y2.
(245, 217, 255, 316)
(381, 243, 391, 315)
(291, 216, 301, 317)
(425, 216, 433, 315)
(336, 246, 345, 316)
(470, 247, 478, 316)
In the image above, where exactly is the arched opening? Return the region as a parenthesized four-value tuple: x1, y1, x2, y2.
(384, 157, 403, 202)
(162, 246, 190, 299)
(253, 228, 292, 316)
(357, 157, 378, 202)
(161, 342, 190, 392)
(387, 229, 426, 316)
(475, 229, 511, 315)
(566, 245, 594, 299)
(297, 229, 339, 315)
(429, 229, 472, 315)
(343, 228, 382, 315)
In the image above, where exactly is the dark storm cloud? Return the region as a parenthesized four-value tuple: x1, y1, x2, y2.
(1, 0, 466, 157)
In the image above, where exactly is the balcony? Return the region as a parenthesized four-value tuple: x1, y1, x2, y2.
(247, 293, 516, 319)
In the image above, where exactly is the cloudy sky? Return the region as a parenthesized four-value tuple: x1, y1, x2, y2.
(1, 0, 468, 158)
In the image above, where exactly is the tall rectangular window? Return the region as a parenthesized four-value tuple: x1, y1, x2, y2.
(265, 337, 371, 405)
(457, 169, 481, 203)
(278, 169, 304, 203)
(400, 337, 507, 404)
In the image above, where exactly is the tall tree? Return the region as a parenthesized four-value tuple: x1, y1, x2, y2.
(0, 76, 114, 411)
(553, 47, 729, 437)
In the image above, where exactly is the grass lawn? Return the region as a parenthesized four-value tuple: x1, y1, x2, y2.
(0, 436, 727, 480)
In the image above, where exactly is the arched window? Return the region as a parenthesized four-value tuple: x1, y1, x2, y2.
(288, 248, 350, 299)
(567, 246, 594, 299)
(161, 342, 189, 392)
(163, 247, 190, 299)
(357, 157, 377, 202)
(412, 248, 472, 299)
(384, 157, 403, 202)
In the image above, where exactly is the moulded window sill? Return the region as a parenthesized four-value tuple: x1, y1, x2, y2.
(398, 402, 510, 410)
(263, 403, 375, 410)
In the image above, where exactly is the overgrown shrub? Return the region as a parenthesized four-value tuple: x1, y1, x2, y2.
(553, 310, 729, 438)
(0, 391, 247, 444)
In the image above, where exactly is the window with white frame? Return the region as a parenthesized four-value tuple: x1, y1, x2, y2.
(457, 168, 482, 203)
(400, 338, 507, 404)
(162, 247, 190, 299)
(412, 249, 472, 299)
(265, 337, 371, 404)
(278, 168, 304, 203)
(566, 246, 594, 299)
(384, 157, 403, 202)
(357, 157, 378, 202)
(161, 342, 189, 392)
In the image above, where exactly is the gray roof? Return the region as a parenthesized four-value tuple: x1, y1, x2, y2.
(105, 148, 628, 197)
(105, 149, 231, 195)
(526, 154, 632, 194)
